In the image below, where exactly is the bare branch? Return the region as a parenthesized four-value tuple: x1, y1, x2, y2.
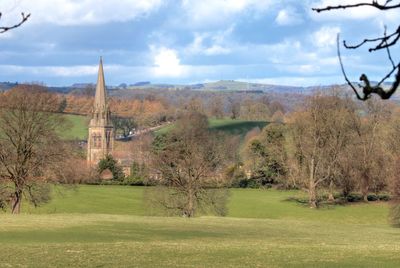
(314, 1, 400, 100)
(337, 34, 400, 100)
(337, 34, 368, 100)
(0, 12, 30, 34)
(313, 1, 400, 12)
(384, 26, 397, 69)
(343, 26, 400, 52)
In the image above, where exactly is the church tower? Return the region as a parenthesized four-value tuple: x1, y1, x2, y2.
(87, 57, 114, 164)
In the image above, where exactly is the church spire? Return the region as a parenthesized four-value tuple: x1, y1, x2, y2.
(87, 57, 114, 164)
(94, 56, 107, 111)
(90, 57, 111, 127)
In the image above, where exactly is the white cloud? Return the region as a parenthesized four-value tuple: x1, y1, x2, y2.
(280, 64, 321, 74)
(275, 7, 303, 26)
(151, 46, 184, 77)
(0, 0, 164, 25)
(248, 75, 346, 87)
(311, 26, 341, 48)
(179, 0, 273, 28)
(0, 64, 97, 77)
(186, 26, 234, 56)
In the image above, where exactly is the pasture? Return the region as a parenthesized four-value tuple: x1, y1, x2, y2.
(156, 118, 268, 139)
(1, 186, 399, 267)
(59, 115, 267, 141)
(59, 114, 88, 140)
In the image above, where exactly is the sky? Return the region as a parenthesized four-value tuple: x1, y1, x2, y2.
(0, 0, 399, 87)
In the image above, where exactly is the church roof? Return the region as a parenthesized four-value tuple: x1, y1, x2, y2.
(94, 57, 107, 112)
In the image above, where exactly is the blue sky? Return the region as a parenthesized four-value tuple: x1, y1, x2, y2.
(0, 0, 399, 86)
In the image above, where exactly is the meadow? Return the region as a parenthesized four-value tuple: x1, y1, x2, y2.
(156, 118, 268, 139)
(1, 186, 399, 267)
(59, 114, 88, 140)
(60, 115, 267, 141)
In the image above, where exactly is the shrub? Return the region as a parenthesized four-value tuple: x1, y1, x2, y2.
(98, 155, 125, 181)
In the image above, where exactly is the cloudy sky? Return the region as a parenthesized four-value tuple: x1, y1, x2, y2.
(0, 0, 398, 86)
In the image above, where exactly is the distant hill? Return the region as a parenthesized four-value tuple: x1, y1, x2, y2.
(1, 80, 399, 100)
(0, 82, 72, 93)
(0, 82, 19, 91)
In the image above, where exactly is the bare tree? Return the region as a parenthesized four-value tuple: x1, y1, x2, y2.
(0, 85, 68, 213)
(209, 95, 225, 119)
(227, 96, 241, 119)
(149, 111, 235, 217)
(313, 1, 400, 100)
(348, 99, 390, 201)
(0, 12, 30, 34)
(288, 91, 357, 207)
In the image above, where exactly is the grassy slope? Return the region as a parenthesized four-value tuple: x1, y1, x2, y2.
(59, 114, 88, 140)
(156, 118, 268, 139)
(1, 186, 399, 267)
(60, 116, 267, 141)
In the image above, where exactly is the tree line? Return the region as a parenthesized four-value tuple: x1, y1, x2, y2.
(238, 88, 400, 218)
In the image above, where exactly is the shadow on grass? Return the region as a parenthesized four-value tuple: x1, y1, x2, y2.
(211, 121, 268, 138)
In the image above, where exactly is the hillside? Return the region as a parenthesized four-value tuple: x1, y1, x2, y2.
(60, 114, 89, 140)
(0, 80, 333, 94)
(156, 118, 268, 139)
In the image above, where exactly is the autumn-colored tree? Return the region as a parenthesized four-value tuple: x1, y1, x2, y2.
(239, 99, 271, 121)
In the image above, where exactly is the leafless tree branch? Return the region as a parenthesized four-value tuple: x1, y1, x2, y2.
(337, 34, 400, 100)
(0, 12, 30, 34)
(312, 1, 400, 12)
(314, 1, 400, 100)
(343, 26, 400, 52)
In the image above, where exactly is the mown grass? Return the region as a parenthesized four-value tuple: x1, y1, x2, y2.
(59, 114, 88, 140)
(156, 118, 267, 139)
(26, 186, 389, 225)
(209, 119, 267, 138)
(1, 186, 398, 267)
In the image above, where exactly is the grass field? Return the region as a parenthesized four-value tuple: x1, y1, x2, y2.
(1, 186, 399, 267)
(59, 114, 88, 140)
(156, 118, 268, 139)
(60, 115, 266, 142)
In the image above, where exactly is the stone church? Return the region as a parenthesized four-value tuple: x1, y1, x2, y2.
(87, 57, 114, 165)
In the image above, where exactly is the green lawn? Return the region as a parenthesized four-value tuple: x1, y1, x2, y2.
(156, 118, 268, 139)
(1, 186, 399, 267)
(59, 114, 88, 140)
